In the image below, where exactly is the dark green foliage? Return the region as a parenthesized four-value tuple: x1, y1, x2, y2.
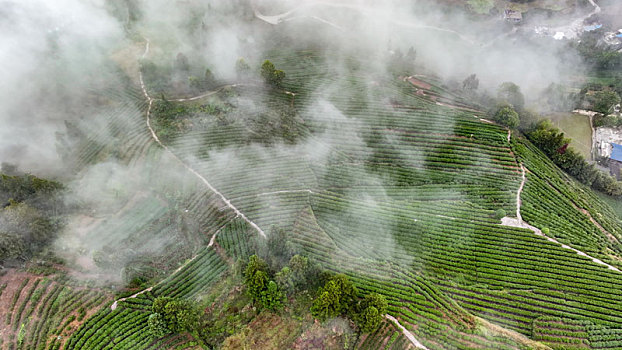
(0, 232, 26, 262)
(147, 313, 171, 338)
(593, 91, 621, 115)
(576, 31, 622, 71)
(355, 307, 381, 333)
(244, 255, 284, 310)
(494, 208, 507, 220)
(244, 255, 269, 285)
(354, 293, 387, 333)
(527, 120, 622, 196)
(275, 255, 320, 295)
(494, 105, 519, 129)
(0, 172, 62, 206)
(542, 83, 575, 112)
(151, 297, 199, 333)
(258, 227, 295, 271)
(260, 280, 284, 311)
(260, 60, 285, 88)
(0, 172, 63, 265)
(497, 82, 525, 111)
(311, 274, 358, 322)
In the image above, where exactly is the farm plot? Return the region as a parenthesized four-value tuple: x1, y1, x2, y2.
(0, 271, 111, 350)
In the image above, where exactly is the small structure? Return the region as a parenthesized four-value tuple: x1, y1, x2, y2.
(584, 24, 603, 32)
(609, 143, 622, 180)
(503, 9, 522, 23)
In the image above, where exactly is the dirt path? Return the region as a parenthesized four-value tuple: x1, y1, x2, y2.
(500, 158, 621, 273)
(138, 38, 266, 239)
(516, 164, 525, 221)
(109, 39, 273, 311)
(385, 315, 429, 350)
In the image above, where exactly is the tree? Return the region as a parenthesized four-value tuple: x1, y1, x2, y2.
(497, 82, 525, 111)
(354, 293, 387, 333)
(260, 280, 284, 310)
(148, 313, 171, 338)
(260, 60, 286, 88)
(151, 297, 199, 333)
(244, 255, 268, 285)
(275, 266, 295, 294)
(494, 105, 519, 128)
(260, 227, 294, 271)
(247, 269, 269, 301)
(494, 208, 506, 220)
(261, 60, 276, 82)
(204, 68, 215, 82)
(236, 58, 251, 78)
(162, 299, 199, 333)
(244, 255, 285, 310)
(311, 274, 358, 321)
(462, 74, 479, 91)
(593, 91, 621, 115)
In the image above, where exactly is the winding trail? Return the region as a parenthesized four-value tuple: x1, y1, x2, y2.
(501, 136, 621, 273)
(385, 315, 429, 350)
(139, 38, 266, 239)
(110, 221, 227, 311)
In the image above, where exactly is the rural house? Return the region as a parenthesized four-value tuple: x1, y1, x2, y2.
(609, 143, 622, 180)
(503, 9, 522, 22)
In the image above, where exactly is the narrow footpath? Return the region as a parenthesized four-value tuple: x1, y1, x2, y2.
(139, 38, 266, 239)
(501, 134, 620, 273)
(385, 315, 429, 350)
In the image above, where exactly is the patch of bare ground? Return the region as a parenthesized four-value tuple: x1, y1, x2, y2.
(0, 269, 112, 349)
(0, 270, 40, 344)
(222, 312, 304, 350)
(475, 317, 552, 350)
(110, 41, 147, 86)
(291, 318, 354, 350)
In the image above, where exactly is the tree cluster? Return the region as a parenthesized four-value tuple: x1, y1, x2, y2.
(148, 297, 201, 338)
(0, 170, 63, 265)
(493, 104, 520, 129)
(310, 274, 388, 333)
(527, 120, 622, 196)
(260, 60, 285, 88)
(244, 255, 285, 311)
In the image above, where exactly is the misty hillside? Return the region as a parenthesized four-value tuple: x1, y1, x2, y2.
(1, 0, 622, 349)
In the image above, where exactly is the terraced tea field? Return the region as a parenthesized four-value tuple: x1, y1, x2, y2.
(3, 20, 621, 349)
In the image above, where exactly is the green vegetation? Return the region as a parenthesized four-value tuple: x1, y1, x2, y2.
(494, 104, 520, 128)
(311, 274, 358, 322)
(244, 255, 284, 311)
(527, 120, 622, 195)
(466, 0, 494, 14)
(8, 11, 622, 349)
(0, 172, 63, 265)
(260, 60, 286, 88)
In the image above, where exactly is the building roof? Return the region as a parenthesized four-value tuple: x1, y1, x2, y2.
(504, 9, 522, 20)
(584, 24, 602, 31)
(611, 143, 622, 162)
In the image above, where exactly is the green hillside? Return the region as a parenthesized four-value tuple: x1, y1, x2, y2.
(46, 38, 622, 350)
